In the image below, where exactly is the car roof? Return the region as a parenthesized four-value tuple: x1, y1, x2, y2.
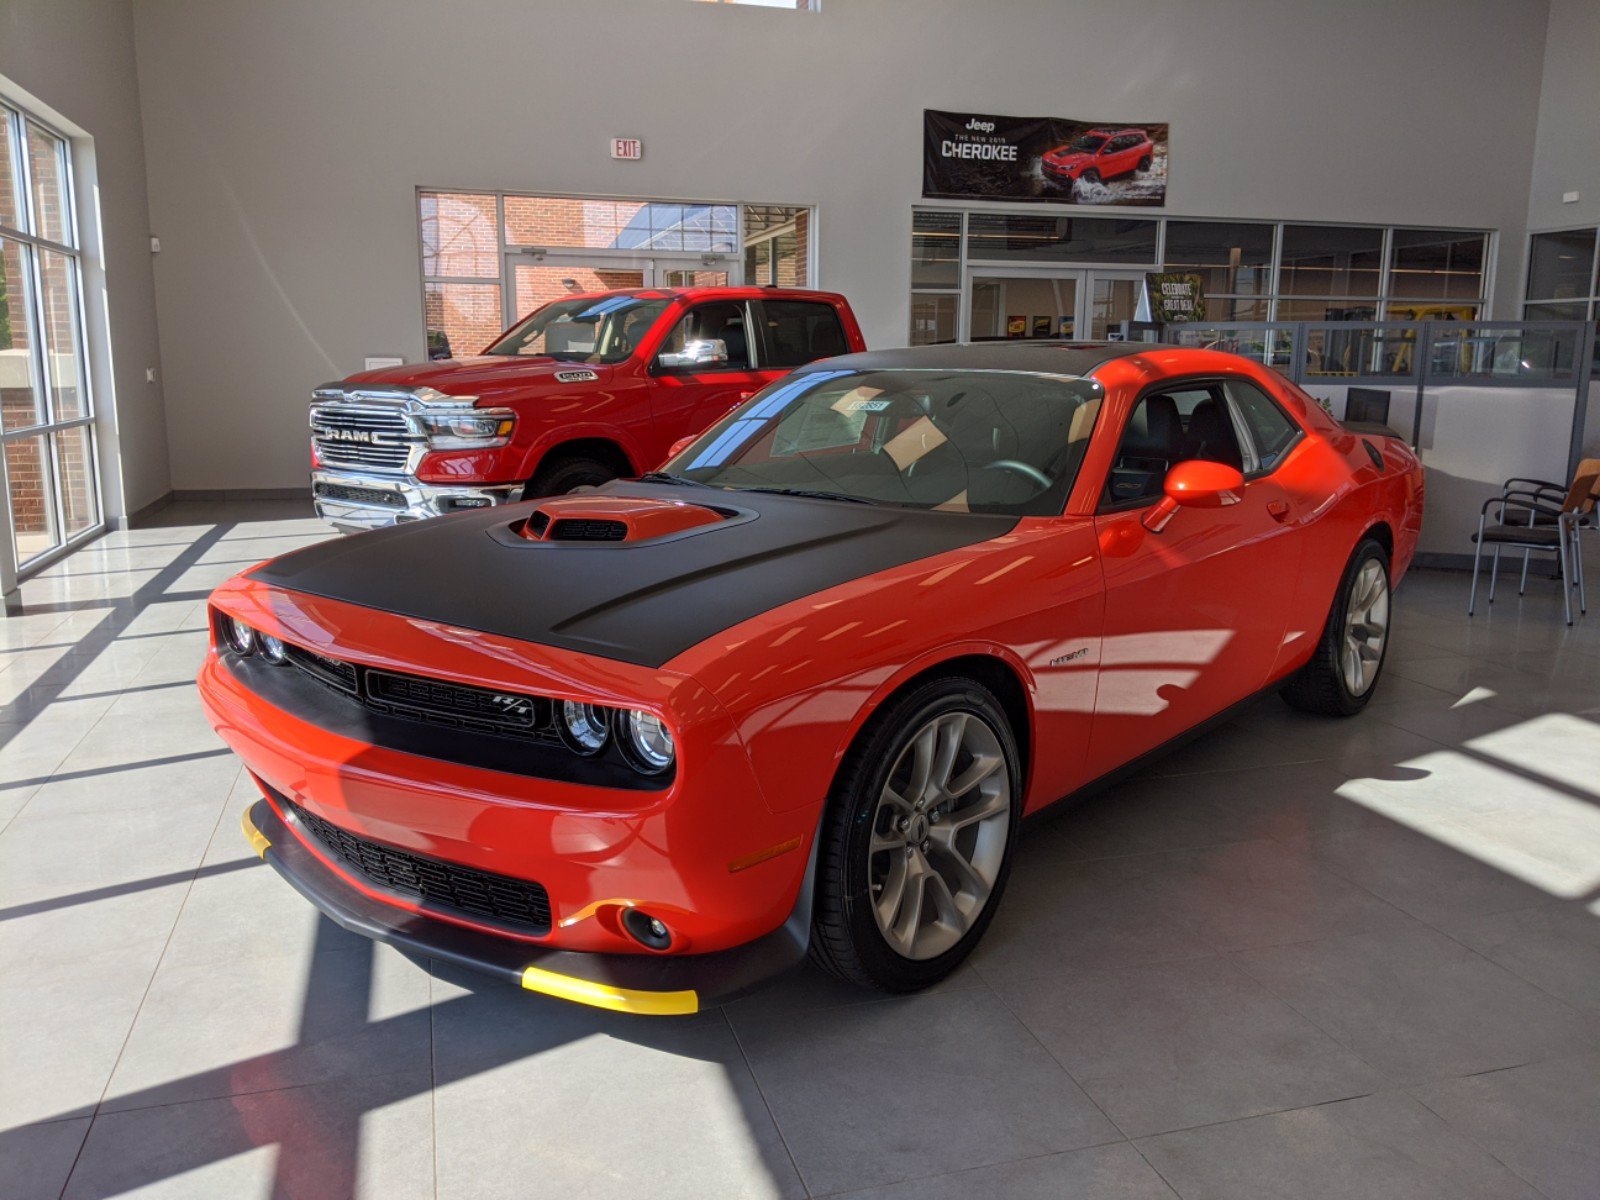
(552, 286, 846, 305)
(796, 340, 1176, 378)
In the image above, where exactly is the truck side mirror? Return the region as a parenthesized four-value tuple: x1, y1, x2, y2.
(657, 338, 729, 371)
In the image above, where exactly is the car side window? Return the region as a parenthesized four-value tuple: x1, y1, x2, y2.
(1223, 379, 1301, 472)
(658, 301, 753, 370)
(1103, 392, 1185, 506)
(760, 301, 849, 369)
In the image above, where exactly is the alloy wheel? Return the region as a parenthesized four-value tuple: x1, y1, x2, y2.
(868, 711, 1011, 960)
(1341, 558, 1389, 696)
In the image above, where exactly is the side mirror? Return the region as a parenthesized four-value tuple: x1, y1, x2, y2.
(1142, 460, 1245, 532)
(665, 435, 696, 463)
(656, 338, 729, 371)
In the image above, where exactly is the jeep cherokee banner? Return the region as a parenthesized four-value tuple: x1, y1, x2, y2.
(923, 110, 1169, 206)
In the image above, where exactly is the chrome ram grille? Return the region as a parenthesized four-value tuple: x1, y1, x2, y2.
(310, 397, 417, 473)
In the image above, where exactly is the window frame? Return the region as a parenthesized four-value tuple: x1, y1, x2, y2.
(751, 297, 848, 369)
(1523, 225, 1600, 320)
(649, 299, 762, 374)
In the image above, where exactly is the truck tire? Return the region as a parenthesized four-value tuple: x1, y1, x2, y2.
(523, 455, 618, 499)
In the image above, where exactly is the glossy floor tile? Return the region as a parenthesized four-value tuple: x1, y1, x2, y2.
(0, 504, 1596, 1199)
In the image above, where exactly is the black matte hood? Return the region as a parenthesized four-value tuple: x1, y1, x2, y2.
(252, 483, 1017, 667)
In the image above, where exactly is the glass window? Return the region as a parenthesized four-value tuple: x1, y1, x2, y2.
(656, 301, 752, 370)
(0, 235, 43, 430)
(967, 214, 1157, 264)
(1274, 298, 1379, 322)
(7, 432, 57, 562)
(912, 211, 961, 288)
(1163, 220, 1274, 295)
(771, 229, 803, 286)
(1388, 229, 1485, 301)
(0, 116, 20, 232)
(38, 248, 85, 422)
(1104, 392, 1185, 505)
(420, 192, 498, 278)
(54, 424, 96, 538)
(910, 294, 958, 345)
(761, 300, 847, 368)
(745, 237, 771, 286)
(1526, 229, 1598, 302)
(677, 368, 1103, 515)
(1522, 299, 1589, 322)
(1224, 379, 1300, 469)
(25, 122, 70, 247)
(1279, 225, 1383, 297)
(424, 281, 502, 360)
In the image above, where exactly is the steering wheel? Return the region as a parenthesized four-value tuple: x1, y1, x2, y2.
(983, 459, 1052, 489)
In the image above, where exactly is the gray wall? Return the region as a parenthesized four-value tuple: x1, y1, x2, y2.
(129, 0, 1551, 491)
(1, 0, 171, 518)
(1527, 0, 1600, 233)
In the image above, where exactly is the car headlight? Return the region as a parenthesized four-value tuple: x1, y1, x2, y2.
(219, 614, 256, 656)
(416, 408, 516, 449)
(259, 633, 287, 664)
(618, 709, 675, 775)
(559, 700, 611, 755)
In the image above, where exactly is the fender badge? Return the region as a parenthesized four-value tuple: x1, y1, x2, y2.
(1049, 647, 1089, 666)
(554, 369, 599, 384)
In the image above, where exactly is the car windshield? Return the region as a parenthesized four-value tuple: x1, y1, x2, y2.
(487, 295, 670, 362)
(1072, 134, 1108, 152)
(667, 368, 1104, 516)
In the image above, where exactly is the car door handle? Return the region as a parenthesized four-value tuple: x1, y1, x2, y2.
(1267, 500, 1291, 522)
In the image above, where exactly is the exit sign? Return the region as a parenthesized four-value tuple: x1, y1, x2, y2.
(610, 138, 643, 161)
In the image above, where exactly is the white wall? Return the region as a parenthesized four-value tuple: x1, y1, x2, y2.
(128, 0, 1552, 491)
(1527, 0, 1600, 232)
(0, 0, 171, 518)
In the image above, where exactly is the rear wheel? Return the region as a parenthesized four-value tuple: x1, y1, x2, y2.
(811, 677, 1020, 992)
(1281, 537, 1391, 716)
(523, 455, 618, 499)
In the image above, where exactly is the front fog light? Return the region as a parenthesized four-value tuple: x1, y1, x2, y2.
(620, 709, 674, 775)
(560, 700, 611, 755)
(259, 634, 287, 664)
(221, 615, 256, 656)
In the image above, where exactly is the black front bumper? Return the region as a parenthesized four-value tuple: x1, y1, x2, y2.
(244, 798, 814, 1015)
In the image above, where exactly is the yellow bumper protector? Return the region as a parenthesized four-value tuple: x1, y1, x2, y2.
(241, 807, 271, 859)
(520, 965, 698, 1016)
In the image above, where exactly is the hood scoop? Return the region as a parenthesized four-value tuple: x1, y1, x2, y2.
(517, 495, 732, 545)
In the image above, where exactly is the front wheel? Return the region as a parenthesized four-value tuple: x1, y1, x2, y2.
(1137, 154, 1152, 172)
(523, 455, 618, 499)
(1281, 537, 1391, 716)
(810, 677, 1020, 992)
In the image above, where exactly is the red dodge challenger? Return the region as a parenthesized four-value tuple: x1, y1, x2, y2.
(201, 343, 1423, 1015)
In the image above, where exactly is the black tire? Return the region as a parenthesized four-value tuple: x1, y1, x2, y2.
(1281, 536, 1391, 717)
(1082, 168, 1101, 184)
(810, 676, 1022, 992)
(1137, 154, 1152, 172)
(523, 455, 618, 499)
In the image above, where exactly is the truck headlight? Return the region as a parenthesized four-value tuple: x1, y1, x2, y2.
(618, 709, 675, 775)
(417, 409, 516, 449)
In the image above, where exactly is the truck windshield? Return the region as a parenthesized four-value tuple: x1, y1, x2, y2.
(666, 368, 1104, 516)
(488, 296, 670, 362)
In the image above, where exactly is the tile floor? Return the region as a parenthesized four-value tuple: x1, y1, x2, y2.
(1, 500, 1597, 1200)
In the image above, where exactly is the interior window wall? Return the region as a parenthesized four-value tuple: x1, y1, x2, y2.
(0, 103, 99, 571)
(907, 211, 1492, 341)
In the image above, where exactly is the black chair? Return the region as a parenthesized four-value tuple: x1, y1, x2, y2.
(1469, 460, 1598, 625)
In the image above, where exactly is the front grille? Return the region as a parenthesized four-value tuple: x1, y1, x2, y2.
(282, 644, 559, 744)
(311, 402, 415, 472)
(286, 799, 552, 934)
(315, 482, 406, 508)
(548, 518, 628, 542)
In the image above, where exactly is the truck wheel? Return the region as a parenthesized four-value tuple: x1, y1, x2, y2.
(810, 676, 1020, 993)
(523, 456, 618, 499)
(1281, 537, 1391, 717)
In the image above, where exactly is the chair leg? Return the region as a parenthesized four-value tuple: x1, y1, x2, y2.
(1469, 519, 1485, 615)
(1575, 526, 1587, 615)
(1558, 529, 1573, 626)
(1488, 547, 1501, 603)
(1520, 547, 1531, 595)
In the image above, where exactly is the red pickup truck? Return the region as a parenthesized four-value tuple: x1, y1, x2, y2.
(310, 287, 865, 532)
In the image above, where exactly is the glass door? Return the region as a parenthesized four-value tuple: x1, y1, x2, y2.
(966, 269, 1082, 341)
(1084, 271, 1147, 340)
(505, 255, 737, 327)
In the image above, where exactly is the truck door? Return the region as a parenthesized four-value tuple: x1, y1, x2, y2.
(648, 300, 770, 452)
